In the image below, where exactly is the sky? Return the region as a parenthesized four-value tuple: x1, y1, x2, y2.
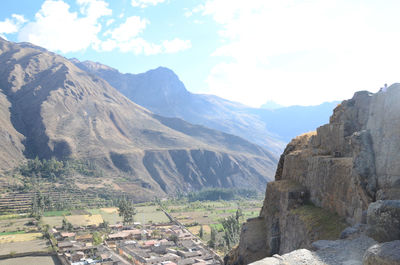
(0, 0, 399, 107)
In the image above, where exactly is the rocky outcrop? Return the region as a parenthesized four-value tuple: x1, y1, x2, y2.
(366, 200, 400, 242)
(250, 233, 378, 265)
(363, 240, 400, 265)
(228, 85, 400, 264)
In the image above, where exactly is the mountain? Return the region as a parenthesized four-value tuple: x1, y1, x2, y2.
(0, 37, 277, 201)
(226, 86, 400, 264)
(72, 61, 285, 154)
(73, 60, 339, 150)
(260, 100, 283, 110)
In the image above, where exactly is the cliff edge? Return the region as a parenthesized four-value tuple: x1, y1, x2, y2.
(227, 84, 400, 264)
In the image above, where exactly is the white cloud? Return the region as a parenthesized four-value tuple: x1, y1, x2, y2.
(106, 18, 115, 26)
(199, 0, 400, 107)
(10, 0, 189, 56)
(105, 16, 148, 42)
(119, 38, 162, 55)
(163, 38, 191, 53)
(131, 0, 166, 8)
(97, 16, 191, 55)
(11, 14, 27, 24)
(77, 0, 111, 21)
(0, 14, 27, 35)
(184, 5, 204, 18)
(18, 0, 111, 53)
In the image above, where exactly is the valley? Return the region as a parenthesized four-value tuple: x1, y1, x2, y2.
(0, 189, 263, 265)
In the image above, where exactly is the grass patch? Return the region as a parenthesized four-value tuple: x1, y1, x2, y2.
(43, 210, 71, 217)
(135, 206, 169, 224)
(42, 216, 64, 228)
(87, 208, 121, 225)
(65, 214, 103, 227)
(0, 214, 28, 221)
(0, 232, 42, 244)
(0, 231, 26, 236)
(291, 204, 347, 240)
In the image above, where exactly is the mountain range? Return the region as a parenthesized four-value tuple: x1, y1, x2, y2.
(0, 37, 278, 200)
(72, 60, 339, 150)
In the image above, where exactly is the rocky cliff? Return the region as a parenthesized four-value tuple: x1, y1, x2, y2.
(228, 85, 400, 264)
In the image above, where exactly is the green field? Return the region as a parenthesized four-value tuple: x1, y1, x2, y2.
(42, 210, 71, 217)
(164, 198, 263, 251)
(41, 205, 169, 227)
(167, 199, 262, 226)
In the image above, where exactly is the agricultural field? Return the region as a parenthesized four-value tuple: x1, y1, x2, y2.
(166, 200, 261, 225)
(0, 239, 50, 255)
(135, 205, 170, 224)
(0, 232, 42, 244)
(0, 256, 60, 265)
(0, 217, 37, 233)
(164, 199, 263, 243)
(40, 204, 169, 228)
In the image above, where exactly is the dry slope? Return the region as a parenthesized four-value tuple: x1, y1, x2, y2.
(0, 37, 277, 200)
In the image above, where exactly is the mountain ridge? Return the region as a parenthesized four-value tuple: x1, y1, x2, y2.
(0, 37, 277, 200)
(73, 59, 339, 153)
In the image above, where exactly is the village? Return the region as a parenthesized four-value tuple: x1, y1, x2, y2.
(52, 214, 222, 265)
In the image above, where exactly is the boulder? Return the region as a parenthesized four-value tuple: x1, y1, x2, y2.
(366, 200, 400, 242)
(363, 240, 400, 265)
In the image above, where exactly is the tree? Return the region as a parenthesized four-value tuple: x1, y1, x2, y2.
(208, 227, 216, 248)
(118, 197, 136, 225)
(169, 234, 178, 244)
(31, 191, 45, 220)
(199, 225, 204, 239)
(62, 217, 73, 231)
(221, 215, 240, 249)
(235, 208, 243, 222)
(92, 232, 103, 245)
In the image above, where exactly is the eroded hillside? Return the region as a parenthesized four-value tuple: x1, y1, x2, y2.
(0, 37, 277, 200)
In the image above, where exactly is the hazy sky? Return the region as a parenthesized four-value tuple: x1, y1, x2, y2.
(0, 0, 399, 107)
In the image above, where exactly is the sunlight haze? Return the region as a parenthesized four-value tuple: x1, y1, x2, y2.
(1, 0, 399, 107)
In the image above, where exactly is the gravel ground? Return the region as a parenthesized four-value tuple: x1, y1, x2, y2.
(313, 235, 377, 265)
(250, 231, 377, 265)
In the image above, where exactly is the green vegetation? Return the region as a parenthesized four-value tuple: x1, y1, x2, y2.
(199, 225, 204, 238)
(221, 215, 240, 249)
(61, 217, 73, 230)
(92, 231, 103, 245)
(186, 187, 260, 202)
(18, 157, 104, 181)
(0, 214, 28, 221)
(0, 231, 26, 236)
(162, 193, 263, 255)
(291, 203, 347, 240)
(31, 192, 46, 220)
(208, 226, 217, 248)
(118, 198, 136, 225)
(43, 210, 71, 217)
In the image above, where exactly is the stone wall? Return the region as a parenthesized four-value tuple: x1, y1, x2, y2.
(227, 84, 400, 264)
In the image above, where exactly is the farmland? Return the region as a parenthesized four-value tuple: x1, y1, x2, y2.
(0, 187, 264, 260)
(162, 197, 263, 252)
(39, 205, 170, 228)
(0, 256, 61, 265)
